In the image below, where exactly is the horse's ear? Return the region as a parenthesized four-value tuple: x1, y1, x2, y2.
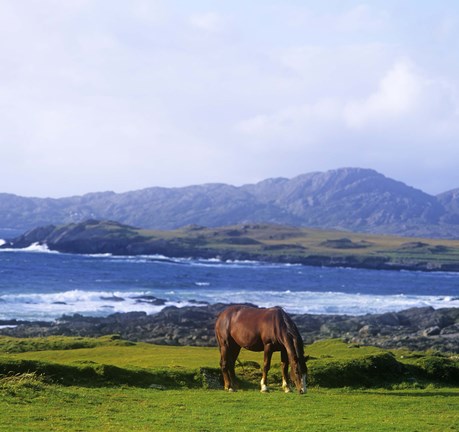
(304, 355, 310, 362)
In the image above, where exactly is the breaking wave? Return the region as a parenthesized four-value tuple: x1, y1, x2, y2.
(0, 287, 458, 322)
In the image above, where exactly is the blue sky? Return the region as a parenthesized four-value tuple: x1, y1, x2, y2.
(1, 1, 459, 197)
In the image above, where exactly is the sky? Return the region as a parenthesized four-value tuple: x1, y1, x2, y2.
(1, 1, 459, 198)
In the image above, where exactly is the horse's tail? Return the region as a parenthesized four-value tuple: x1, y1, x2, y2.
(278, 307, 308, 393)
(278, 307, 304, 363)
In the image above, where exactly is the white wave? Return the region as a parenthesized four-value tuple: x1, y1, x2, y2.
(0, 239, 5, 247)
(1, 288, 458, 322)
(0, 289, 208, 321)
(99, 255, 287, 269)
(0, 242, 59, 254)
(105, 254, 292, 269)
(145, 289, 459, 316)
(115, 254, 171, 261)
(24, 242, 59, 253)
(186, 258, 294, 269)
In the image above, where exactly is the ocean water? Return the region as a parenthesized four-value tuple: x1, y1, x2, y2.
(1, 230, 458, 321)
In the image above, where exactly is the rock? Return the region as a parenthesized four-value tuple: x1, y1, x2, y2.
(397, 307, 436, 328)
(440, 323, 459, 335)
(133, 295, 167, 306)
(370, 312, 400, 327)
(358, 325, 379, 337)
(422, 326, 441, 337)
(100, 295, 125, 302)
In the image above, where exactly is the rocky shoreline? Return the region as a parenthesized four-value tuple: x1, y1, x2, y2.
(1, 305, 458, 353)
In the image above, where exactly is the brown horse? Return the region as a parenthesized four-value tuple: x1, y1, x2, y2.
(215, 305, 308, 394)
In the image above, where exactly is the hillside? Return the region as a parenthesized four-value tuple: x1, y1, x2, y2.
(1, 168, 459, 238)
(4, 219, 459, 272)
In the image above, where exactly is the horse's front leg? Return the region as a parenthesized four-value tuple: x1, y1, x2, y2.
(281, 348, 291, 393)
(260, 344, 273, 393)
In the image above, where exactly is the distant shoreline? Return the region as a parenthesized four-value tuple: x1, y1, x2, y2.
(3, 220, 459, 273)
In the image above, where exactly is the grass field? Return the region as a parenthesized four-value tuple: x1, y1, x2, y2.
(0, 336, 458, 431)
(2, 382, 458, 432)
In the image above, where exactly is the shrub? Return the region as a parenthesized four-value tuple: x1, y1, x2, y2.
(410, 356, 459, 383)
(308, 352, 403, 388)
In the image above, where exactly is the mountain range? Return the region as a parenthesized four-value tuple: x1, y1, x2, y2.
(2, 168, 459, 238)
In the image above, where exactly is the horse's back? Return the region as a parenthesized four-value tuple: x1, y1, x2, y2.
(216, 305, 281, 328)
(215, 305, 285, 351)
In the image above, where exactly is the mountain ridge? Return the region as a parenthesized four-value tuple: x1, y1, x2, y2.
(1, 167, 459, 238)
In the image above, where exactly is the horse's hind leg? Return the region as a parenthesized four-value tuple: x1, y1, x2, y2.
(228, 345, 241, 390)
(218, 339, 240, 392)
(281, 348, 291, 393)
(219, 344, 233, 391)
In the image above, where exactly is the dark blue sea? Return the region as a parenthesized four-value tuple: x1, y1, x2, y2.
(1, 229, 458, 321)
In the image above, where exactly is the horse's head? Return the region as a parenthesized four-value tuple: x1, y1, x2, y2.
(290, 355, 308, 394)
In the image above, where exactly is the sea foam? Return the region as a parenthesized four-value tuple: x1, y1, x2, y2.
(0, 242, 58, 254)
(1, 287, 458, 322)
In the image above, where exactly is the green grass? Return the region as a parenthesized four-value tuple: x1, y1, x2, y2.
(0, 336, 220, 368)
(0, 336, 458, 431)
(0, 378, 457, 431)
(0, 334, 134, 354)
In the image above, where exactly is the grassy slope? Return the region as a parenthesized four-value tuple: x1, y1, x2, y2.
(1, 336, 458, 388)
(1, 336, 458, 431)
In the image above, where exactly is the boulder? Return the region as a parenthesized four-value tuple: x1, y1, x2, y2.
(422, 326, 441, 337)
(358, 325, 380, 337)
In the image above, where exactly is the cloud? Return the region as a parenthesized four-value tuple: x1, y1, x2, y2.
(343, 60, 423, 128)
(189, 12, 223, 32)
(237, 59, 459, 138)
(344, 60, 459, 137)
(338, 4, 388, 32)
(236, 98, 341, 144)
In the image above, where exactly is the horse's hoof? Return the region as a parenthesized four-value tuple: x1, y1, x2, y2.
(283, 388, 291, 393)
(260, 387, 269, 393)
(227, 388, 236, 392)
